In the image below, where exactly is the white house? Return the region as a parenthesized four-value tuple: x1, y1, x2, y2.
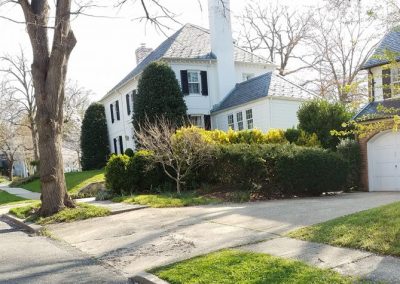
(99, 0, 314, 154)
(354, 27, 400, 192)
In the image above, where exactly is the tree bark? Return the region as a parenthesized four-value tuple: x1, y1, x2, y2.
(8, 160, 14, 181)
(18, 0, 76, 216)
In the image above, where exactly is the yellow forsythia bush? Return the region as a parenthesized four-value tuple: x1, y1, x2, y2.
(174, 126, 289, 145)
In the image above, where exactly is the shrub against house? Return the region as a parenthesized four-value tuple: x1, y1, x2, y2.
(105, 125, 357, 199)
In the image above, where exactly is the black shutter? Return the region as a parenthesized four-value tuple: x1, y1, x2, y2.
(204, 115, 211, 130)
(201, 71, 208, 96)
(116, 100, 120, 120)
(110, 104, 115, 123)
(180, 70, 189, 95)
(119, 136, 124, 154)
(113, 138, 118, 154)
(126, 94, 131, 115)
(382, 68, 392, 99)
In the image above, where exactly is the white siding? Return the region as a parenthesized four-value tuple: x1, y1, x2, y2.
(212, 97, 303, 132)
(269, 98, 302, 129)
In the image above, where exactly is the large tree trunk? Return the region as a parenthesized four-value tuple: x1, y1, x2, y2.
(8, 160, 14, 181)
(18, 0, 76, 217)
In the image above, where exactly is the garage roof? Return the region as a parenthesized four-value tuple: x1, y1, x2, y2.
(353, 98, 400, 121)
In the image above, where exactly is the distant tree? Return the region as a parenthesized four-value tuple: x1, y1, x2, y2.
(238, 1, 314, 76)
(298, 100, 352, 149)
(81, 103, 110, 170)
(133, 62, 187, 130)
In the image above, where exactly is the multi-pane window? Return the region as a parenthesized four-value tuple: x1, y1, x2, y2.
(236, 112, 244, 130)
(228, 114, 234, 130)
(391, 67, 400, 97)
(189, 115, 203, 128)
(188, 71, 201, 94)
(246, 109, 253, 129)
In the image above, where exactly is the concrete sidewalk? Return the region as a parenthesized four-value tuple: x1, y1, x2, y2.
(240, 237, 400, 284)
(0, 186, 41, 200)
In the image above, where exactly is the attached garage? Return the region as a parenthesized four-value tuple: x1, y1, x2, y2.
(367, 131, 400, 191)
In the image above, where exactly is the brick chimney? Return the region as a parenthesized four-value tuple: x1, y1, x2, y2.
(135, 43, 153, 65)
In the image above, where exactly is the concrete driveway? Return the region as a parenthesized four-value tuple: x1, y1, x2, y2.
(48, 192, 400, 277)
(0, 219, 126, 283)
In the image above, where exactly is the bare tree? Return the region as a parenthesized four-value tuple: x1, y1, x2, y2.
(0, 0, 228, 216)
(0, 92, 32, 180)
(0, 50, 38, 161)
(238, 1, 314, 76)
(63, 81, 92, 170)
(135, 118, 214, 194)
(305, 2, 383, 103)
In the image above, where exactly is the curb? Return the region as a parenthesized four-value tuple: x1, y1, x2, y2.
(1, 214, 43, 234)
(110, 206, 149, 216)
(129, 272, 169, 284)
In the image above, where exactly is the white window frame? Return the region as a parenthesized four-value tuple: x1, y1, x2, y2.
(227, 114, 234, 130)
(246, 109, 253, 129)
(189, 115, 204, 128)
(236, 111, 244, 131)
(188, 70, 201, 95)
(391, 67, 400, 97)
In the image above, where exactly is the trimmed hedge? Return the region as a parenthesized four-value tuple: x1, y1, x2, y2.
(105, 151, 172, 195)
(105, 128, 350, 197)
(208, 144, 348, 197)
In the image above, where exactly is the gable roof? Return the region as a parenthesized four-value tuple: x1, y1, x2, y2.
(105, 24, 272, 97)
(211, 72, 315, 113)
(362, 27, 400, 70)
(353, 98, 400, 121)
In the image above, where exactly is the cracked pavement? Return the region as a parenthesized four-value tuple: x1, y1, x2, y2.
(46, 192, 400, 278)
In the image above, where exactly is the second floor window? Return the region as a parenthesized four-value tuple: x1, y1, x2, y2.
(110, 104, 115, 123)
(126, 93, 131, 115)
(188, 71, 200, 94)
(115, 100, 120, 121)
(391, 67, 400, 97)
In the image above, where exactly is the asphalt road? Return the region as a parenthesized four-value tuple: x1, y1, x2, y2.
(0, 218, 127, 284)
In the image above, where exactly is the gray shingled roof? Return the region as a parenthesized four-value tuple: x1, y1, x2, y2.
(211, 72, 315, 113)
(362, 27, 400, 70)
(353, 98, 400, 121)
(106, 24, 271, 96)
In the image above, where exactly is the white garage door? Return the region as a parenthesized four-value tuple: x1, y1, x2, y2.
(368, 131, 400, 191)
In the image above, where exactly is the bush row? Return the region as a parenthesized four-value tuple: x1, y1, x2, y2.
(175, 127, 321, 147)
(105, 150, 172, 195)
(106, 142, 351, 197)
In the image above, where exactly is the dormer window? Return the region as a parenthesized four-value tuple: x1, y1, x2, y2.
(188, 71, 201, 94)
(391, 67, 400, 97)
(242, 73, 255, 82)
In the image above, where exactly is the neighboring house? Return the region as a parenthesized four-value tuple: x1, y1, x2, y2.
(99, 0, 314, 154)
(354, 27, 400, 192)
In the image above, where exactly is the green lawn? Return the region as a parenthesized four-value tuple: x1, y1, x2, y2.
(288, 201, 400, 257)
(20, 170, 105, 194)
(9, 202, 110, 225)
(151, 250, 356, 284)
(0, 190, 27, 206)
(113, 192, 221, 208)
